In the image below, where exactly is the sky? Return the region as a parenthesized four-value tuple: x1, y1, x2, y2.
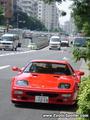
(56, 1, 73, 25)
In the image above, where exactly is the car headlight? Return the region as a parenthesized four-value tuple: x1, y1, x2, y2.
(16, 80, 28, 86)
(58, 83, 70, 89)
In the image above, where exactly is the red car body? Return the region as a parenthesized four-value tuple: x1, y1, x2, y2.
(11, 60, 84, 105)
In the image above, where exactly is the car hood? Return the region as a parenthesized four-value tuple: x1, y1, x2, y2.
(15, 73, 76, 89)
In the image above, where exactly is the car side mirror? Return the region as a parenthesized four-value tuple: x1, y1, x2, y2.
(12, 66, 22, 72)
(75, 70, 85, 76)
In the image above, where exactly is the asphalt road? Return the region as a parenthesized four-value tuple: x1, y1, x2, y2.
(0, 46, 82, 120)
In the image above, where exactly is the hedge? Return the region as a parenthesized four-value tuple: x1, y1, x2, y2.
(76, 76, 90, 120)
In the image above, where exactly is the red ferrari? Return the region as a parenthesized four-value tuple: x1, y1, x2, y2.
(11, 60, 84, 105)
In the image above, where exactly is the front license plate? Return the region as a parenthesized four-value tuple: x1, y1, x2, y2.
(35, 96, 49, 103)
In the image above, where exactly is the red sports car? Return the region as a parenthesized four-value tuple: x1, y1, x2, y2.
(11, 60, 84, 105)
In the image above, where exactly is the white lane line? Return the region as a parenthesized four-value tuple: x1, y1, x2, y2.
(0, 50, 35, 57)
(63, 57, 69, 60)
(0, 65, 10, 70)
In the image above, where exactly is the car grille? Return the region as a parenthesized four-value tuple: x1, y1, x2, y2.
(26, 91, 59, 98)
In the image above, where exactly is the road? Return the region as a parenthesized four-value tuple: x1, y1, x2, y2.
(0, 46, 82, 120)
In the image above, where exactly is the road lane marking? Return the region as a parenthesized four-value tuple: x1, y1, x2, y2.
(0, 65, 10, 70)
(0, 50, 35, 57)
(63, 57, 69, 60)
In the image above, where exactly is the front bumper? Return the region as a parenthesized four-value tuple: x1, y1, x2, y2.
(11, 88, 77, 105)
(0, 44, 13, 49)
(49, 45, 61, 49)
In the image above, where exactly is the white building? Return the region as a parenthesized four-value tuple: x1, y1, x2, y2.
(61, 17, 77, 35)
(16, 0, 59, 30)
(37, 0, 59, 30)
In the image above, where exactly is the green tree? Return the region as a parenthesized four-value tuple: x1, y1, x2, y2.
(71, 0, 90, 70)
(0, 5, 3, 16)
(10, 11, 47, 31)
(0, 5, 5, 25)
(71, 0, 90, 35)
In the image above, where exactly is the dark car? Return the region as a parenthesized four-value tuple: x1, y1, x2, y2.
(73, 37, 87, 47)
(61, 36, 69, 47)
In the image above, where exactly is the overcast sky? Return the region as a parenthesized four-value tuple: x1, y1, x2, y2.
(56, 1, 73, 25)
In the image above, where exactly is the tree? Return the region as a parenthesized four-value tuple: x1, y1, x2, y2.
(0, 5, 3, 16)
(0, 5, 5, 25)
(71, 0, 90, 35)
(71, 0, 90, 70)
(10, 11, 47, 31)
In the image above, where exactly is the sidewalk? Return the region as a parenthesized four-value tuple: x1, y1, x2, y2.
(79, 59, 89, 76)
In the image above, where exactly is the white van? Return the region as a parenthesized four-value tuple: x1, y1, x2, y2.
(0, 34, 20, 51)
(49, 36, 61, 50)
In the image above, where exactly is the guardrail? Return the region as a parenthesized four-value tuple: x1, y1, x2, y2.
(22, 35, 49, 49)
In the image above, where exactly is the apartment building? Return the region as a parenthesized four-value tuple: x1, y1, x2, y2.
(61, 17, 77, 35)
(37, 0, 59, 30)
(14, 0, 59, 30)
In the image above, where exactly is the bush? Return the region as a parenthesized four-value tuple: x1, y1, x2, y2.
(76, 76, 90, 120)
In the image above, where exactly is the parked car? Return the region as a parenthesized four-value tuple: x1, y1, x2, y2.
(49, 36, 61, 50)
(11, 59, 84, 105)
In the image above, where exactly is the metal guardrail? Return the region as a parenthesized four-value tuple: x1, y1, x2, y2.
(22, 36, 49, 49)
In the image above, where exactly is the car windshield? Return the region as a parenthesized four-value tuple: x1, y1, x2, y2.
(24, 62, 73, 75)
(50, 38, 60, 42)
(1, 37, 13, 41)
(74, 38, 87, 47)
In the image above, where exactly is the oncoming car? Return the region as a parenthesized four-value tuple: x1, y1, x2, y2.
(11, 60, 84, 105)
